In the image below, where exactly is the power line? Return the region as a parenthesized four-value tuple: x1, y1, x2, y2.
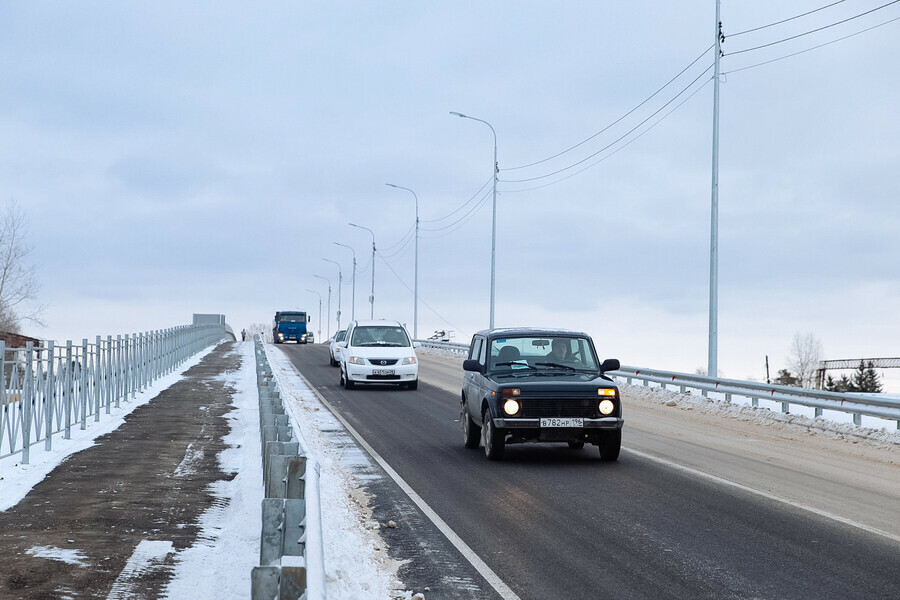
(500, 62, 714, 184)
(729, 0, 848, 37)
(504, 44, 715, 172)
(501, 74, 714, 194)
(724, 13, 900, 75)
(420, 176, 492, 224)
(376, 252, 467, 336)
(420, 187, 493, 235)
(726, 0, 900, 56)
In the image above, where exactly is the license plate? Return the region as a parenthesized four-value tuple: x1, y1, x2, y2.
(372, 369, 395, 376)
(540, 417, 583, 428)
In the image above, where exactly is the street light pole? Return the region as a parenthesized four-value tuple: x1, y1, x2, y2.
(349, 222, 376, 319)
(333, 242, 357, 322)
(322, 258, 343, 332)
(708, 0, 722, 378)
(313, 275, 331, 340)
(450, 111, 498, 329)
(306, 289, 322, 341)
(386, 183, 419, 339)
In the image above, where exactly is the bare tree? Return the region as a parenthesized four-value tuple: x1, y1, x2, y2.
(787, 332, 823, 389)
(0, 201, 44, 333)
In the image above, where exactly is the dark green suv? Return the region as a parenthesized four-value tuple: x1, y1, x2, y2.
(461, 328, 623, 461)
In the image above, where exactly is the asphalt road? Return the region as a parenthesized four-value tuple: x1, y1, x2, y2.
(280, 344, 900, 600)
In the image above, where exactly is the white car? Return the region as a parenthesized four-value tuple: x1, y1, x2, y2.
(338, 320, 419, 390)
(329, 329, 347, 366)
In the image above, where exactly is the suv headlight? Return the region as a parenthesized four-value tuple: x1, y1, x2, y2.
(402, 356, 417, 365)
(348, 356, 367, 365)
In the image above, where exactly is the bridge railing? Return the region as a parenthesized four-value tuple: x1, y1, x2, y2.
(415, 340, 900, 430)
(0, 324, 226, 467)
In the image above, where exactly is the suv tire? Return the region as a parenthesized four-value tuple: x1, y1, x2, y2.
(597, 429, 621, 461)
(461, 403, 481, 449)
(482, 409, 505, 460)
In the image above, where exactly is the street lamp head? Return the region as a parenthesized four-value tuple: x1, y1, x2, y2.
(450, 111, 467, 118)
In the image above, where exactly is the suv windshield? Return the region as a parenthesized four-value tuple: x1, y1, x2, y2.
(489, 336, 598, 372)
(351, 325, 411, 347)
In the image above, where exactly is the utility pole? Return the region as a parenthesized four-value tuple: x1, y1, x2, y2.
(708, 0, 723, 378)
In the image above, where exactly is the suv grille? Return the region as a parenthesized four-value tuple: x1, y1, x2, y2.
(519, 398, 600, 418)
(367, 358, 398, 366)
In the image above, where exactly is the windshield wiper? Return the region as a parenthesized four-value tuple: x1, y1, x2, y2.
(533, 362, 577, 371)
(494, 361, 536, 370)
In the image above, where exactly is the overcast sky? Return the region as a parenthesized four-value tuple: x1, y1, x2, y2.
(4, 1, 899, 384)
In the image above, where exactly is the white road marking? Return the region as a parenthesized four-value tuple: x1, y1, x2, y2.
(107, 539, 175, 599)
(295, 370, 522, 600)
(623, 447, 900, 544)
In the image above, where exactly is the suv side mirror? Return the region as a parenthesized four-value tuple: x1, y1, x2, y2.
(463, 359, 483, 373)
(600, 358, 620, 373)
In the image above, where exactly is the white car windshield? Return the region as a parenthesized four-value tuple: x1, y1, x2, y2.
(489, 336, 599, 371)
(350, 326, 410, 347)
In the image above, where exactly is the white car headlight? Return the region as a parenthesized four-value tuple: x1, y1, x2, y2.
(401, 356, 417, 365)
(349, 356, 367, 365)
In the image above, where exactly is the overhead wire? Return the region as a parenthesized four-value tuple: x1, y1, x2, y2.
(419, 187, 493, 237)
(504, 44, 715, 172)
(726, 0, 900, 56)
(500, 62, 715, 184)
(376, 252, 467, 335)
(729, 0, 849, 37)
(501, 73, 715, 194)
(724, 12, 900, 75)
(419, 176, 492, 224)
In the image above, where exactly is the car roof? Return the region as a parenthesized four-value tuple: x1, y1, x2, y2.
(350, 319, 405, 328)
(474, 327, 591, 339)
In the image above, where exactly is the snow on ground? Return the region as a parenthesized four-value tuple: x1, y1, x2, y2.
(0, 345, 217, 511)
(262, 343, 413, 600)
(3, 341, 897, 600)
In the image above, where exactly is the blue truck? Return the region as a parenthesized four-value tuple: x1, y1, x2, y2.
(273, 311, 311, 344)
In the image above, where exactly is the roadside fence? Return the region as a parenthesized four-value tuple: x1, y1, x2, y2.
(252, 336, 325, 600)
(415, 340, 900, 430)
(0, 324, 226, 468)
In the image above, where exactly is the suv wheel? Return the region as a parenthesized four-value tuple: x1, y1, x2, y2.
(343, 369, 355, 390)
(406, 379, 418, 390)
(597, 429, 621, 461)
(482, 409, 505, 460)
(461, 403, 481, 449)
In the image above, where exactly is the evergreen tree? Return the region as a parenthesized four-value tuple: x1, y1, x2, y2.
(825, 374, 854, 392)
(773, 369, 800, 387)
(852, 361, 883, 393)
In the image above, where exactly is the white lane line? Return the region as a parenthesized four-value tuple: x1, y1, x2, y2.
(107, 539, 175, 599)
(294, 370, 522, 600)
(623, 447, 900, 544)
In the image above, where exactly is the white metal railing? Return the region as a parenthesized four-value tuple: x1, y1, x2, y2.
(415, 340, 900, 430)
(0, 324, 226, 466)
(612, 366, 900, 429)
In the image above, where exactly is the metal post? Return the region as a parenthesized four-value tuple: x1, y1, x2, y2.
(23, 342, 33, 464)
(45, 340, 55, 450)
(349, 223, 376, 319)
(708, 0, 722, 378)
(307, 289, 323, 341)
(322, 258, 343, 331)
(386, 184, 420, 339)
(314, 275, 332, 340)
(334, 242, 357, 321)
(450, 112, 498, 328)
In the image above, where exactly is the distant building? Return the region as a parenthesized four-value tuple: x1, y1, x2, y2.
(0, 331, 43, 349)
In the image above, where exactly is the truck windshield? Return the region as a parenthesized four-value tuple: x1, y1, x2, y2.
(278, 314, 306, 323)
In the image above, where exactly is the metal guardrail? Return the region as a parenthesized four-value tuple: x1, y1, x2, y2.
(252, 336, 325, 600)
(611, 366, 900, 429)
(415, 340, 900, 429)
(0, 324, 226, 468)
